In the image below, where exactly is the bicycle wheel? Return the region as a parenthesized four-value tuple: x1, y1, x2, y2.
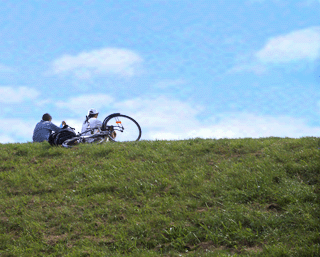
(102, 114, 141, 142)
(62, 137, 81, 148)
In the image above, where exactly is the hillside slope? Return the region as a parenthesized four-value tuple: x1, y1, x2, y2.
(0, 137, 319, 256)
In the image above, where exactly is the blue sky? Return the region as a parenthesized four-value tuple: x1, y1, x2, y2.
(1, 0, 320, 143)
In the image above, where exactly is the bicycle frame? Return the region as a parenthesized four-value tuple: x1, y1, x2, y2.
(77, 126, 115, 142)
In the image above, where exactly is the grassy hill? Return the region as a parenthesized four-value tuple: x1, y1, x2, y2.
(0, 137, 319, 256)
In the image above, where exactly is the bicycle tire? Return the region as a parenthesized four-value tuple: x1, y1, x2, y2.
(102, 114, 141, 142)
(62, 137, 81, 148)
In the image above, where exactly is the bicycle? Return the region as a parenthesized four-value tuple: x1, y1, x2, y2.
(61, 113, 142, 148)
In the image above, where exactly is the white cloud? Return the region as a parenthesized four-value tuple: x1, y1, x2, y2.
(226, 62, 267, 75)
(198, 113, 320, 139)
(0, 115, 77, 143)
(0, 64, 13, 73)
(153, 79, 186, 89)
(55, 94, 115, 115)
(247, 0, 267, 3)
(56, 95, 203, 135)
(247, 0, 319, 4)
(256, 26, 320, 63)
(0, 86, 40, 103)
(147, 113, 320, 140)
(59, 118, 83, 135)
(113, 96, 204, 129)
(51, 47, 143, 78)
(0, 119, 38, 143)
(35, 99, 53, 107)
(110, 96, 320, 140)
(0, 134, 16, 144)
(1, 95, 320, 143)
(299, 0, 320, 5)
(227, 26, 320, 74)
(56, 95, 320, 140)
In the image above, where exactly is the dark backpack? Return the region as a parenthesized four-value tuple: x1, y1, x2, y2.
(49, 126, 77, 146)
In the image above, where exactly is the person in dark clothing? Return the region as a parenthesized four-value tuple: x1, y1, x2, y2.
(32, 113, 64, 142)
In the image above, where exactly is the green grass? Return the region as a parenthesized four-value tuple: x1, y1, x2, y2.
(0, 137, 319, 256)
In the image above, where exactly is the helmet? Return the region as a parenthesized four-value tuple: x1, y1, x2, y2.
(88, 108, 99, 115)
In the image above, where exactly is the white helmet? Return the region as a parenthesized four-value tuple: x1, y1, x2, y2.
(88, 108, 99, 115)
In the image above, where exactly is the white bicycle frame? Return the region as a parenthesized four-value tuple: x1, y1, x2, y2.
(62, 126, 115, 148)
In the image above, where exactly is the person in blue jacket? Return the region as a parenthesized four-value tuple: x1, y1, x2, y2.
(32, 113, 64, 142)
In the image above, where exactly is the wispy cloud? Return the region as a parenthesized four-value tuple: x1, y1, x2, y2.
(247, 0, 267, 3)
(0, 119, 37, 143)
(247, 0, 318, 4)
(113, 96, 204, 129)
(147, 112, 320, 140)
(153, 79, 186, 89)
(55, 94, 115, 115)
(0, 134, 16, 144)
(110, 96, 320, 140)
(226, 62, 267, 75)
(0, 64, 14, 73)
(196, 113, 320, 139)
(0, 86, 40, 103)
(2, 93, 320, 143)
(55, 94, 204, 137)
(228, 26, 320, 74)
(51, 48, 143, 79)
(35, 99, 53, 107)
(147, 109, 320, 140)
(53, 93, 320, 141)
(299, 0, 320, 5)
(256, 26, 320, 63)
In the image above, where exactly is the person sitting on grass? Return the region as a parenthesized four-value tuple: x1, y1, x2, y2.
(81, 108, 102, 136)
(32, 113, 64, 142)
(81, 108, 116, 141)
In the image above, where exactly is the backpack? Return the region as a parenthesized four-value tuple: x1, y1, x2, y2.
(49, 126, 77, 146)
